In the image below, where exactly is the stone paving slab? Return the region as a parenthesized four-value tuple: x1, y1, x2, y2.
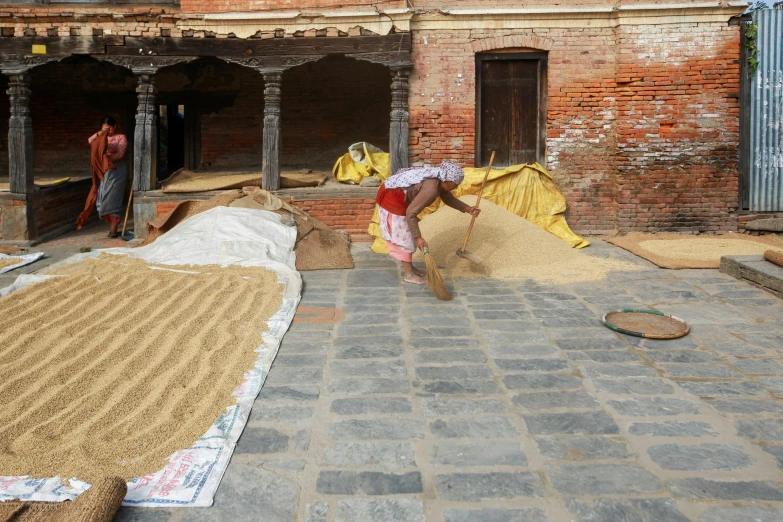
(18, 239, 783, 522)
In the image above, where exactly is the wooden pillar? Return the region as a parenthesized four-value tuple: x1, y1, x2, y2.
(261, 71, 282, 191)
(133, 73, 157, 192)
(389, 67, 411, 177)
(7, 72, 33, 195)
(184, 104, 201, 170)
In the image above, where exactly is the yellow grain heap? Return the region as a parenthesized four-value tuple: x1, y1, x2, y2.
(417, 196, 642, 284)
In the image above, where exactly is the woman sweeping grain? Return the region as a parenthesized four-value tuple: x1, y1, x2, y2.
(376, 162, 480, 284)
(85, 116, 128, 238)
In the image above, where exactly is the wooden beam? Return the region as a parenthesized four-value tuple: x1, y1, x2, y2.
(107, 34, 412, 58)
(0, 36, 124, 56)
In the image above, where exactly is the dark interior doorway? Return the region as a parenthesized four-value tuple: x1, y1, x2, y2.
(476, 53, 547, 168)
(158, 104, 185, 180)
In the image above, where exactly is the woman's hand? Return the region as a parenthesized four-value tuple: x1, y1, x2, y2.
(415, 237, 429, 251)
(465, 206, 481, 217)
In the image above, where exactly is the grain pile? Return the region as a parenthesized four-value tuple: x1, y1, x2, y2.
(0, 258, 21, 271)
(0, 254, 283, 482)
(416, 196, 641, 283)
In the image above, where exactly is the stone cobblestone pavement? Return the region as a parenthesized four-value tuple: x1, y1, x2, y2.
(105, 241, 783, 521)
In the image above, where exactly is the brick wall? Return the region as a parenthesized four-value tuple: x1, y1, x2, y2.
(179, 0, 403, 14)
(282, 56, 390, 169)
(289, 197, 376, 241)
(198, 56, 390, 170)
(408, 24, 740, 234)
(200, 65, 265, 168)
(614, 22, 740, 232)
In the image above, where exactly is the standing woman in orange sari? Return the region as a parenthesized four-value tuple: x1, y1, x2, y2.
(88, 116, 128, 238)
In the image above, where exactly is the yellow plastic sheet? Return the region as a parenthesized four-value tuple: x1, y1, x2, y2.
(369, 163, 589, 254)
(332, 142, 391, 184)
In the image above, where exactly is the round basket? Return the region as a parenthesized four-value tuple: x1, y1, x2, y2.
(602, 308, 689, 340)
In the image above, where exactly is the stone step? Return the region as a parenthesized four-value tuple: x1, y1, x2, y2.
(720, 255, 783, 298)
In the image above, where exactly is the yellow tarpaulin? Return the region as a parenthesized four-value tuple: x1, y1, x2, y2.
(332, 142, 391, 185)
(369, 162, 589, 254)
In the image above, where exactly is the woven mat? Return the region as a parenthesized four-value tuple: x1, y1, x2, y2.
(280, 172, 327, 189)
(0, 246, 21, 255)
(162, 170, 264, 193)
(162, 169, 326, 193)
(0, 476, 126, 522)
(607, 233, 783, 269)
(766, 250, 783, 269)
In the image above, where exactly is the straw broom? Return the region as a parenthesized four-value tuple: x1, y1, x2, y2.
(423, 247, 453, 301)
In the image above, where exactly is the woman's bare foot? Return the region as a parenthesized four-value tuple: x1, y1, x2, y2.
(412, 267, 426, 277)
(403, 273, 427, 285)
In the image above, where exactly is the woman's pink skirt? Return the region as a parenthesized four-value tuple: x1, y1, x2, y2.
(379, 207, 415, 262)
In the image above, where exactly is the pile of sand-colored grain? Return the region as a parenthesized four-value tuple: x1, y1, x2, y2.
(0, 258, 21, 271)
(0, 254, 283, 482)
(416, 196, 642, 283)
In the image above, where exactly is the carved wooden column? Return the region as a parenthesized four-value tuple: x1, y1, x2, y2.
(7, 72, 33, 195)
(389, 67, 411, 177)
(134, 73, 158, 192)
(184, 104, 201, 170)
(262, 71, 282, 191)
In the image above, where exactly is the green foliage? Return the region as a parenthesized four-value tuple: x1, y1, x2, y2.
(745, 22, 760, 77)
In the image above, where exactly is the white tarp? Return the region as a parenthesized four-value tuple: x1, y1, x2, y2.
(0, 252, 44, 275)
(0, 206, 301, 508)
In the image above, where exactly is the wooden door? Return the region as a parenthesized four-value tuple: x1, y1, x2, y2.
(478, 56, 545, 167)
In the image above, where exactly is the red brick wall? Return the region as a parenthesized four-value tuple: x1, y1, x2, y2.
(282, 56, 390, 169)
(290, 197, 376, 241)
(200, 65, 265, 168)
(199, 56, 390, 170)
(613, 23, 740, 232)
(179, 0, 404, 14)
(408, 24, 740, 234)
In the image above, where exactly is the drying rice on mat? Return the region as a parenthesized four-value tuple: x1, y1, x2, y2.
(0, 258, 20, 271)
(607, 232, 783, 269)
(0, 253, 283, 482)
(416, 196, 642, 284)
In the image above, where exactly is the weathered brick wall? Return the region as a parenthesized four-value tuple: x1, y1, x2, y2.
(408, 24, 740, 233)
(282, 56, 390, 169)
(179, 0, 403, 14)
(0, 7, 174, 38)
(200, 65, 265, 168)
(614, 22, 740, 232)
(408, 29, 620, 232)
(291, 197, 376, 240)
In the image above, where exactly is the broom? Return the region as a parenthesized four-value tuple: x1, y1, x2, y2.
(423, 247, 453, 301)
